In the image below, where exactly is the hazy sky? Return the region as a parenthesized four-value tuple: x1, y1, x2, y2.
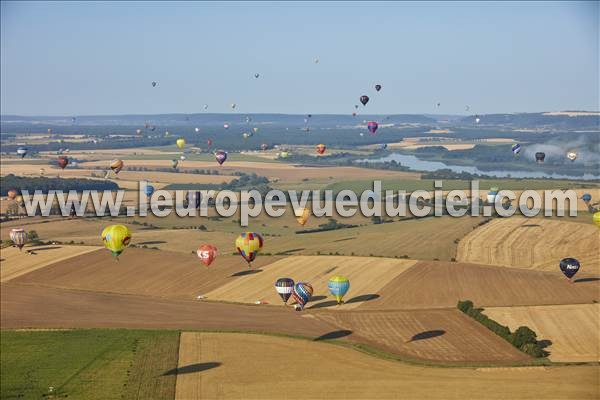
(1, 1, 598, 115)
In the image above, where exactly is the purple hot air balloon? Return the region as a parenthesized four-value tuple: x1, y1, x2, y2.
(215, 150, 228, 165)
(367, 121, 378, 135)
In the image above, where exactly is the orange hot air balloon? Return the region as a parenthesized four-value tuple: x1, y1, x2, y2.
(197, 244, 218, 267)
(110, 159, 124, 174)
(295, 207, 310, 226)
(316, 144, 326, 155)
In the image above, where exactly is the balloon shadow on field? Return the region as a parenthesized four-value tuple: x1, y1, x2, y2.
(573, 277, 600, 283)
(308, 300, 340, 310)
(520, 224, 541, 228)
(231, 269, 263, 277)
(314, 330, 353, 341)
(310, 295, 328, 302)
(162, 362, 222, 376)
(138, 240, 166, 245)
(408, 330, 446, 342)
(26, 246, 62, 252)
(345, 294, 380, 304)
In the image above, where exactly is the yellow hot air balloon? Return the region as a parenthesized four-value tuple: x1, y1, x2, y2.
(295, 207, 310, 226)
(594, 212, 600, 228)
(176, 138, 186, 149)
(328, 276, 350, 304)
(101, 224, 132, 258)
(235, 232, 264, 267)
(279, 151, 289, 159)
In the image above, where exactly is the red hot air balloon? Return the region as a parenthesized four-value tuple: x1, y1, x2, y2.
(197, 244, 218, 267)
(57, 156, 69, 169)
(316, 144, 326, 155)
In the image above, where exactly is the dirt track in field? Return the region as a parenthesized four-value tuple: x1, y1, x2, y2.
(484, 304, 600, 362)
(357, 261, 600, 310)
(11, 248, 282, 301)
(313, 309, 529, 363)
(457, 218, 600, 274)
(174, 332, 599, 400)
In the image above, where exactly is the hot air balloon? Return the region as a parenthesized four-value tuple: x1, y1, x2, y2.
(203, 104, 208, 110)
(581, 193, 592, 204)
(252, 127, 259, 133)
(57, 156, 69, 169)
(152, 81, 157, 87)
(275, 278, 295, 304)
(593, 212, 600, 228)
(367, 121, 378, 134)
(223, 123, 230, 129)
(487, 187, 499, 204)
(195, 127, 200, 133)
(16, 146, 27, 158)
(359, 132, 364, 137)
(559, 258, 580, 282)
(215, 150, 228, 165)
(375, 84, 382, 92)
(186, 191, 202, 209)
(475, 116, 481, 124)
(314, 58, 319, 64)
(235, 232, 264, 267)
(145, 185, 155, 197)
(207, 138, 213, 146)
(279, 151, 289, 159)
(511, 144, 521, 156)
(360, 95, 369, 106)
(47, 128, 53, 134)
(101, 225, 131, 258)
(328, 276, 350, 304)
(465, 105, 470, 111)
(7, 189, 17, 200)
(197, 244, 218, 267)
(165, 130, 171, 137)
(380, 143, 388, 150)
(242, 132, 251, 139)
(171, 159, 179, 169)
(15, 195, 25, 209)
(352, 112, 357, 117)
(316, 144, 326, 155)
(180, 155, 186, 161)
(10, 228, 27, 251)
(295, 207, 310, 226)
(567, 151, 577, 162)
(254, 73, 260, 79)
(292, 282, 313, 310)
(110, 159, 124, 174)
(176, 138, 186, 149)
(231, 103, 237, 110)
(260, 143, 269, 151)
(535, 152, 546, 163)
(136, 128, 142, 136)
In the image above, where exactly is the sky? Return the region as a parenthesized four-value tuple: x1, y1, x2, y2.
(1, 1, 598, 116)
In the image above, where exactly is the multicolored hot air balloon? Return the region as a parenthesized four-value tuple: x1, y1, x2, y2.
(197, 244, 218, 267)
(375, 84, 382, 92)
(260, 143, 269, 151)
(535, 152, 546, 163)
(275, 278, 295, 304)
(292, 282, 313, 310)
(110, 159, 124, 174)
(367, 121, 378, 134)
(10, 228, 27, 250)
(7, 189, 17, 200)
(215, 150, 228, 165)
(235, 232, 264, 267)
(295, 207, 310, 226)
(487, 187, 499, 204)
(559, 258, 580, 282)
(316, 144, 326, 155)
(360, 95, 369, 106)
(57, 156, 69, 169)
(176, 138, 186, 149)
(17, 146, 27, 158)
(328, 276, 350, 304)
(593, 212, 600, 228)
(15, 195, 25, 209)
(567, 151, 577, 162)
(101, 224, 131, 258)
(511, 144, 521, 156)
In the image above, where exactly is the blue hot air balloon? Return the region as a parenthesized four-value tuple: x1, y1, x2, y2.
(145, 185, 155, 197)
(292, 282, 313, 310)
(581, 193, 592, 204)
(511, 144, 521, 156)
(559, 258, 580, 281)
(328, 276, 350, 304)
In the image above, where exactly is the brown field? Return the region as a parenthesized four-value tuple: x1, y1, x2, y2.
(12, 248, 281, 301)
(174, 332, 599, 400)
(204, 256, 416, 308)
(457, 217, 600, 274)
(314, 309, 529, 363)
(0, 245, 100, 283)
(357, 261, 600, 310)
(484, 304, 600, 362)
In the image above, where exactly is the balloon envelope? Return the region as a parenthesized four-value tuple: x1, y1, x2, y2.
(511, 144, 521, 155)
(197, 244, 218, 266)
(110, 159, 124, 174)
(275, 278, 295, 304)
(144, 185, 155, 197)
(295, 207, 310, 226)
(328, 276, 350, 304)
(360, 95, 369, 106)
(17, 147, 27, 158)
(215, 150, 228, 165)
(292, 282, 313, 310)
(57, 156, 69, 169)
(567, 151, 577, 162)
(581, 193, 592, 203)
(367, 121, 378, 134)
(559, 258, 580, 280)
(10, 228, 27, 250)
(593, 212, 600, 228)
(375, 84, 382, 92)
(7, 189, 17, 200)
(235, 232, 264, 265)
(176, 138, 186, 149)
(101, 225, 131, 257)
(535, 152, 546, 163)
(316, 144, 326, 155)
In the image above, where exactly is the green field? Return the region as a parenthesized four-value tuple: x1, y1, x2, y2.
(0, 329, 179, 400)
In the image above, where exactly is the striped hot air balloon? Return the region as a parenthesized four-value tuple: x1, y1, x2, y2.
(292, 282, 313, 310)
(10, 228, 27, 251)
(328, 276, 350, 304)
(275, 278, 295, 304)
(235, 232, 264, 267)
(511, 144, 521, 156)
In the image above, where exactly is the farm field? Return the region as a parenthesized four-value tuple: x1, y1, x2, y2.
(357, 260, 600, 310)
(174, 332, 599, 400)
(457, 217, 600, 274)
(204, 255, 417, 308)
(484, 304, 600, 362)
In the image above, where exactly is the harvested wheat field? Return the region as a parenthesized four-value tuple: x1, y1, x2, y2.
(358, 261, 600, 310)
(457, 217, 600, 274)
(174, 332, 599, 400)
(12, 248, 281, 301)
(484, 304, 600, 362)
(204, 256, 416, 308)
(0, 245, 100, 283)
(314, 309, 529, 363)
